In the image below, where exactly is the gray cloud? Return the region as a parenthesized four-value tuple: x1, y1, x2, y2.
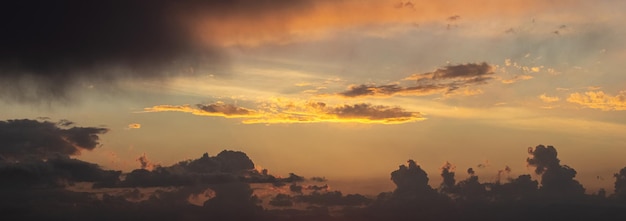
(338, 62, 494, 98)
(196, 103, 256, 116)
(0, 0, 314, 103)
(0, 119, 108, 161)
(527, 145, 585, 197)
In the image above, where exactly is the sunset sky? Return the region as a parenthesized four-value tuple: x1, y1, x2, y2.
(2, 0, 626, 198)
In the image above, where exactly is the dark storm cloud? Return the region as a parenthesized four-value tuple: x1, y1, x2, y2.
(0, 156, 120, 189)
(0, 119, 108, 161)
(0, 0, 314, 103)
(338, 62, 495, 98)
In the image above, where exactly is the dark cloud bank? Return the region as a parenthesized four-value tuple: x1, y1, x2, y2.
(2, 119, 626, 220)
(0, 0, 315, 103)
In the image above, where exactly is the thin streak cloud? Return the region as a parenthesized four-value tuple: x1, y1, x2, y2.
(142, 100, 424, 124)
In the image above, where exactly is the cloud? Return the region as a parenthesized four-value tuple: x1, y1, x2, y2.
(567, 90, 626, 111)
(142, 102, 261, 118)
(614, 167, 626, 199)
(539, 94, 560, 103)
(4, 125, 626, 221)
(143, 100, 424, 124)
(0, 119, 108, 161)
(127, 123, 141, 129)
(338, 62, 495, 98)
(527, 145, 585, 197)
(501, 75, 534, 84)
(0, 0, 253, 103)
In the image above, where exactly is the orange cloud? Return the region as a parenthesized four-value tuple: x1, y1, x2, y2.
(249, 100, 424, 124)
(567, 91, 626, 111)
(189, 0, 579, 46)
(142, 100, 424, 124)
(127, 123, 141, 129)
(142, 102, 261, 118)
(539, 94, 560, 103)
(502, 75, 534, 84)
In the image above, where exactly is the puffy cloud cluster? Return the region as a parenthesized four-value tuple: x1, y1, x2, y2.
(567, 90, 626, 111)
(527, 145, 585, 197)
(339, 63, 495, 98)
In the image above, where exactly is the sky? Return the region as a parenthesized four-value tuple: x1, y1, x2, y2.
(1, 0, 626, 220)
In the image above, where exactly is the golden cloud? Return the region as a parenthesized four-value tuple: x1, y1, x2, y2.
(127, 123, 142, 129)
(567, 91, 626, 111)
(143, 102, 261, 118)
(538, 94, 560, 103)
(502, 75, 534, 84)
(142, 100, 424, 124)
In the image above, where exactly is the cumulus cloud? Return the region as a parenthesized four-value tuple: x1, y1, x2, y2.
(567, 90, 626, 111)
(527, 145, 585, 197)
(144, 100, 424, 124)
(0, 119, 108, 161)
(539, 94, 560, 103)
(338, 63, 495, 98)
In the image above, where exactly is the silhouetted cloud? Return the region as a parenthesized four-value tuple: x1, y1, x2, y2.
(527, 145, 585, 197)
(567, 90, 626, 111)
(440, 162, 456, 193)
(0, 119, 108, 161)
(0, 155, 120, 189)
(339, 63, 495, 98)
(310, 176, 328, 182)
(3, 122, 626, 221)
(391, 160, 437, 198)
(614, 167, 626, 199)
(269, 193, 294, 207)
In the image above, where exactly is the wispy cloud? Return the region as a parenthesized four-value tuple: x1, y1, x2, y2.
(143, 102, 261, 118)
(127, 123, 142, 129)
(501, 75, 534, 84)
(337, 63, 494, 98)
(567, 90, 626, 111)
(142, 100, 424, 124)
